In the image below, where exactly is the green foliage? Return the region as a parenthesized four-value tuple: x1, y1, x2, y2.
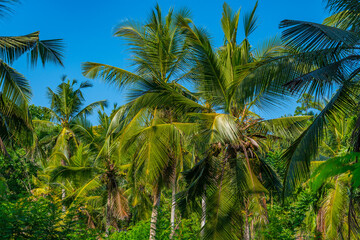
(260, 190, 316, 239)
(265, 150, 285, 179)
(294, 93, 321, 116)
(110, 220, 150, 240)
(259, 205, 294, 240)
(3, 1, 360, 239)
(29, 104, 52, 121)
(109, 206, 200, 240)
(0, 149, 38, 199)
(0, 196, 100, 239)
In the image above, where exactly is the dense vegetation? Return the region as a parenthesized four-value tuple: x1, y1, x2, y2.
(1, 0, 360, 239)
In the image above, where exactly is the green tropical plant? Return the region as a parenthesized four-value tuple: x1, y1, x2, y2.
(173, 3, 313, 239)
(0, 0, 64, 155)
(82, 5, 201, 239)
(274, 0, 360, 197)
(34, 77, 107, 163)
(49, 108, 138, 234)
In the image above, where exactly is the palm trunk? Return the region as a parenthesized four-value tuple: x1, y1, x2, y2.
(61, 158, 67, 212)
(149, 187, 161, 240)
(170, 174, 176, 239)
(61, 188, 66, 212)
(348, 187, 353, 240)
(258, 173, 269, 224)
(244, 214, 250, 240)
(201, 194, 206, 239)
(244, 199, 251, 240)
(106, 189, 112, 236)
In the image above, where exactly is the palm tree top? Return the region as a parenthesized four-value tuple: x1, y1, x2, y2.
(47, 76, 108, 127)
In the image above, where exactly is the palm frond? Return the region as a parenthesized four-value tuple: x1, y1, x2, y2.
(0, 32, 38, 64)
(324, 0, 360, 31)
(280, 19, 360, 51)
(261, 115, 312, 140)
(72, 100, 108, 120)
(0, 60, 31, 105)
(82, 62, 141, 90)
(282, 81, 356, 195)
(28, 39, 64, 67)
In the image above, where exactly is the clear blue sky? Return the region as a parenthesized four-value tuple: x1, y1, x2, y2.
(7, 0, 328, 122)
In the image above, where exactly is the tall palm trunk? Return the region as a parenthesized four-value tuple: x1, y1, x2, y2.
(348, 187, 353, 240)
(61, 158, 67, 212)
(244, 198, 251, 240)
(170, 169, 176, 239)
(201, 194, 206, 239)
(150, 187, 161, 240)
(106, 187, 112, 236)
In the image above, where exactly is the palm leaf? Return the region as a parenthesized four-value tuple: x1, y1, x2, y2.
(29, 39, 64, 67)
(0, 60, 31, 105)
(280, 19, 360, 51)
(282, 81, 356, 195)
(82, 62, 142, 90)
(0, 32, 38, 64)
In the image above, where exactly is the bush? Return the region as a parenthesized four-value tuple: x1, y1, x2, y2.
(0, 196, 100, 239)
(110, 207, 200, 240)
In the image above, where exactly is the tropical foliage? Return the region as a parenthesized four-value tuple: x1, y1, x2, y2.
(2, 0, 360, 240)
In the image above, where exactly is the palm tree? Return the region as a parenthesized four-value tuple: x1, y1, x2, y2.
(119, 108, 197, 239)
(307, 152, 360, 239)
(0, 0, 64, 154)
(35, 77, 107, 163)
(50, 109, 131, 233)
(174, 2, 316, 239)
(82, 5, 202, 239)
(83, 2, 307, 239)
(291, 112, 360, 239)
(273, 0, 360, 198)
(33, 77, 106, 213)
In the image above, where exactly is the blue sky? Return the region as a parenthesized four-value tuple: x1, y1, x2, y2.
(7, 0, 328, 122)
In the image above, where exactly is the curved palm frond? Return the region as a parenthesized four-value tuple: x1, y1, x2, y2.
(0, 60, 31, 105)
(282, 81, 357, 195)
(82, 63, 142, 90)
(280, 19, 360, 51)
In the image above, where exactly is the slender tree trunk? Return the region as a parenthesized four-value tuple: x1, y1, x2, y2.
(201, 194, 206, 239)
(61, 188, 66, 212)
(244, 214, 250, 240)
(0, 136, 10, 158)
(258, 174, 269, 224)
(150, 187, 161, 240)
(348, 188, 353, 240)
(106, 189, 112, 236)
(61, 158, 67, 212)
(170, 174, 176, 239)
(244, 199, 251, 240)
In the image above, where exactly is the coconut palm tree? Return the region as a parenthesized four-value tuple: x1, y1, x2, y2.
(119, 107, 197, 239)
(175, 2, 312, 239)
(32, 77, 107, 213)
(266, 10, 360, 240)
(50, 109, 131, 234)
(82, 2, 308, 239)
(34, 77, 107, 163)
(269, 0, 360, 197)
(0, 0, 64, 154)
(82, 5, 203, 239)
(291, 111, 360, 239)
(307, 152, 360, 239)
